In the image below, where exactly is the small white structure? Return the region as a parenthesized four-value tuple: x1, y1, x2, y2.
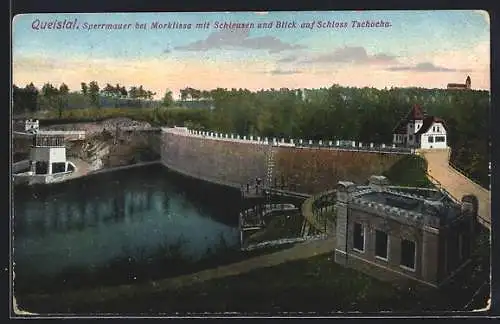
(14, 134, 77, 185)
(392, 104, 448, 149)
(24, 119, 39, 132)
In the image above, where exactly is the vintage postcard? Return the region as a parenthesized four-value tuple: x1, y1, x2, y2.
(11, 10, 492, 316)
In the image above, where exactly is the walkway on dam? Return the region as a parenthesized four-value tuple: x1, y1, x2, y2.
(418, 149, 491, 230)
(13, 130, 86, 141)
(20, 236, 337, 310)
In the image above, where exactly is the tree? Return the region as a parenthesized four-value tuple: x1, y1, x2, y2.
(13, 83, 39, 113)
(88, 81, 100, 108)
(129, 86, 139, 99)
(120, 86, 128, 98)
(81, 82, 88, 96)
(101, 83, 115, 97)
(162, 89, 174, 107)
(41, 83, 58, 98)
(180, 88, 188, 101)
(56, 83, 70, 118)
(138, 85, 145, 99)
(59, 83, 69, 95)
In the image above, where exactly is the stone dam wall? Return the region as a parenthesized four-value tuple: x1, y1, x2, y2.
(273, 147, 405, 194)
(160, 128, 409, 194)
(161, 129, 271, 188)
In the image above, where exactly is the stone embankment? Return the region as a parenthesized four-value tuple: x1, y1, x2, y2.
(58, 118, 160, 171)
(44, 117, 152, 136)
(161, 127, 408, 195)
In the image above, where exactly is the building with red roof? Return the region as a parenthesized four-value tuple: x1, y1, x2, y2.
(392, 104, 448, 149)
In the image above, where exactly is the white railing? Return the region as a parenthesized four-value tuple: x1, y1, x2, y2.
(162, 127, 416, 154)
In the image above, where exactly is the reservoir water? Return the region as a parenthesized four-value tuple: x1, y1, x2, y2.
(13, 164, 241, 293)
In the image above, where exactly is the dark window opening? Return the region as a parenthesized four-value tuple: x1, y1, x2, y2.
(401, 239, 416, 270)
(375, 230, 389, 260)
(353, 222, 365, 252)
(435, 136, 445, 142)
(35, 161, 48, 175)
(52, 162, 66, 174)
(428, 136, 434, 143)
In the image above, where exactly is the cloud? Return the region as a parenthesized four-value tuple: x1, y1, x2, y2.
(174, 28, 306, 53)
(385, 62, 472, 72)
(277, 54, 300, 63)
(269, 69, 302, 75)
(13, 56, 62, 70)
(278, 46, 397, 65)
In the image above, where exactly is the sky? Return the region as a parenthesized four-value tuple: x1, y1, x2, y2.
(12, 10, 490, 99)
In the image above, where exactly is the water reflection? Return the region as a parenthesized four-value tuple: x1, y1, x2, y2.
(13, 166, 239, 278)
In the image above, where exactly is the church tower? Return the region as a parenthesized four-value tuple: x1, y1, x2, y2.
(465, 76, 471, 89)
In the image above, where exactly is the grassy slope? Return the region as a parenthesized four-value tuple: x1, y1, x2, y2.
(383, 155, 434, 188)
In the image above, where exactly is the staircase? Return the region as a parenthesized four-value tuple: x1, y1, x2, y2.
(417, 148, 491, 230)
(265, 146, 275, 189)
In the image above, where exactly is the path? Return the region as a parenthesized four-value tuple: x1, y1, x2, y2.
(20, 236, 337, 309)
(418, 148, 491, 229)
(67, 157, 92, 178)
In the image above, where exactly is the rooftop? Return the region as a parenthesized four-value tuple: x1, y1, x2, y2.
(350, 186, 462, 227)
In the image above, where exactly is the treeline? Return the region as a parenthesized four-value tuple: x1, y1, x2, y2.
(12, 82, 164, 115)
(12, 83, 490, 187)
(185, 85, 489, 187)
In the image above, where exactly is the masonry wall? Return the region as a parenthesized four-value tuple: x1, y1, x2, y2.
(161, 132, 270, 188)
(274, 147, 406, 194)
(160, 131, 409, 192)
(337, 207, 445, 287)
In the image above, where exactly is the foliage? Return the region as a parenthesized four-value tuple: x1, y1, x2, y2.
(162, 89, 174, 107)
(12, 83, 490, 186)
(383, 155, 434, 188)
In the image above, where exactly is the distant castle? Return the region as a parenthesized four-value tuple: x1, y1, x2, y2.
(447, 76, 471, 90)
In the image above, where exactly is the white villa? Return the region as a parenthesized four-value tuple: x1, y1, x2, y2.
(392, 104, 448, 149)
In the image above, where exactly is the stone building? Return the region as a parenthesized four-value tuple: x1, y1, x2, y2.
(334, 175, 477, 288)
(447, 76, 472, 90)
